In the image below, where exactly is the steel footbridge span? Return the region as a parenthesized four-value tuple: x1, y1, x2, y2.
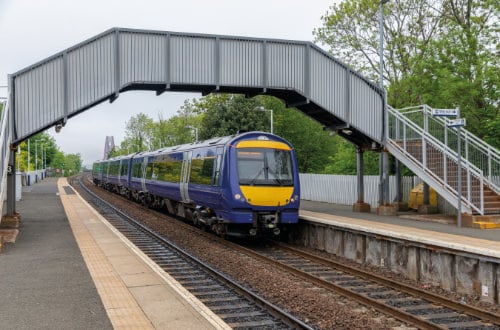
(1, 27, 385, 218)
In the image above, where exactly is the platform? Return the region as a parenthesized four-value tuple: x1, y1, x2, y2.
(0, 177, 227, 329)
(300, 201, 500, 258)
(2, 178, 500, 328)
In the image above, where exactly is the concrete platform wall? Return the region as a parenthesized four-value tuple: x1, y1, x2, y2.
(290, 221, 500, 305)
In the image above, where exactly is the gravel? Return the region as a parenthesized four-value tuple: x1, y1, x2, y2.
(76, 177, 497, 329)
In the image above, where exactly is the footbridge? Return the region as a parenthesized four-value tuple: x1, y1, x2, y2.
(1, 27, 498, 222)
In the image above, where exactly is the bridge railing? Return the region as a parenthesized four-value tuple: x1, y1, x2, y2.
(387, 105, 485, 215)
(0, 98, 12, 218)
(392, 105, 499, 195)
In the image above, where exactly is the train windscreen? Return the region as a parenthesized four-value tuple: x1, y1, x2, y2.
(237, 148, 293, 186)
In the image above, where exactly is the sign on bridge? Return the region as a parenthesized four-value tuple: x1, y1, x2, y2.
(448, 118, 466, 128)
(431, 108, 458, 117)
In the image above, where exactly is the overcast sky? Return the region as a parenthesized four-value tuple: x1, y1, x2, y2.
(0, 0, 335, 166)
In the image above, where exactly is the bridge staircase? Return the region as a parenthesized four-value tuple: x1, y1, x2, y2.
(386, 105, 500, 227)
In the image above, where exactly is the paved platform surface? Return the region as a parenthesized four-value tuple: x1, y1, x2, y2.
(0, 178, 112, 329)
(0, 177, 226, 330)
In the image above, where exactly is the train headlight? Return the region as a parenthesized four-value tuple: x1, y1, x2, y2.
(290, 195, 299, 203)
(234, 193, 245, 202)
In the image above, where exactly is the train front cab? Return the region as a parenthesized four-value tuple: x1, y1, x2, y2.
(223, 134, 300, 237)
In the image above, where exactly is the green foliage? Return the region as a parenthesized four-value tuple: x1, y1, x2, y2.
(315, 0, 499, 149)
(323, 136, 380, 175)
(16, 133, 59, 172)
(195, 94, 268, 138)
(120, 113, 155, 153)
(315, 0, 499, 155)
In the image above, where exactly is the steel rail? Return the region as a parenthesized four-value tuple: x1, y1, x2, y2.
(274, 242, 500, 326)
(75, 175, 312, 330)
(78, 174, 500, 329)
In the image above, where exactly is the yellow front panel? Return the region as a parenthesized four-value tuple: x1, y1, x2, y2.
(240, 186, 294, 206)
(236, 140, 291, 150)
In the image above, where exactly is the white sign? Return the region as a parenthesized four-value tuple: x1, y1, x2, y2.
(432, 108, 458, 117)
(448, 118, 466, 127)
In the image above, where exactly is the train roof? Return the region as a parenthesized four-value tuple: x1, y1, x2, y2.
(99, 131, 291, 162)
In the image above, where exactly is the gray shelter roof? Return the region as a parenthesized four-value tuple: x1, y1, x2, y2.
(8, 27, 384, 147)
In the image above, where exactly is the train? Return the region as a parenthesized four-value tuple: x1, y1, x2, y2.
(92, 131, 300, 237)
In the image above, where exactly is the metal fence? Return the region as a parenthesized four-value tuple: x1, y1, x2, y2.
(0, 98, 12, 217)
(299, 173, 457, 215)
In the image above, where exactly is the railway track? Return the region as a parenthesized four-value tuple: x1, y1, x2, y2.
(75, 175, 500, 329)
(245, 243, 500, 330)
(74, 176, 311, 330)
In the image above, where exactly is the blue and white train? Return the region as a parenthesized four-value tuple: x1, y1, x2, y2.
(92, 131, 300, 237)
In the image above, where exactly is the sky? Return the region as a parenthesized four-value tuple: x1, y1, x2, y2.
(0, 0, 335, 166)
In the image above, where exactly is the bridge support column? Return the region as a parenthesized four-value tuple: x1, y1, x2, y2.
(377, 150, 397, 216)
(353, 147, 370, 213)
(394, 160, 408, 211)
(2, 147, 20, 229)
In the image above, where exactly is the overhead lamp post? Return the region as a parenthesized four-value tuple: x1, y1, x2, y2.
(254, 106, 273, 134)
(379, 0, 390, 207)
(185, 125, 199, 142)
(379, 0, 389, 89)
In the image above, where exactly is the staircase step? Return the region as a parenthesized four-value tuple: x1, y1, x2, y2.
(471, 222, 500, 229)
(463, 214, 500, 229)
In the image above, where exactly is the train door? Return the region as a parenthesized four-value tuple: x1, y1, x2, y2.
(118, 159, 123, 186)
(180, 151, 192, 202)
(141, 157, 148, 192)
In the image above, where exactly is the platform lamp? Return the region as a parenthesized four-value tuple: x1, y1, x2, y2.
(253, 106, 273, 134)
(185, 125, 199, 142)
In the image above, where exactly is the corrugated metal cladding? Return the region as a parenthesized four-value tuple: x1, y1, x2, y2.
(220, 39, 262, 87)
(350, 75, 383, 141)
(267, 42, 305, 92)
(310, 49, 347, 120)
(10, 28, 383, 144)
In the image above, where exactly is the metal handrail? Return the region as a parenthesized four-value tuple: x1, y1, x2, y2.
(388, 105, 485, 214)
(0, 98, 12, 218)
(392, 104, 499, 195)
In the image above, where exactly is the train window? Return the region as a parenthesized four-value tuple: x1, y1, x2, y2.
(131, 160, 143, 178)
(214, 148, 224, 186)
(109, 161, 120, 176)
(190, 157, 215, 185)
(152, 155, 182, 183)
(120, 162, 128, 176)
(237, 148, 293, 186)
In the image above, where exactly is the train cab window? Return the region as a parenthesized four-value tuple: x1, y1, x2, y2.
(237, 148, 293, 186)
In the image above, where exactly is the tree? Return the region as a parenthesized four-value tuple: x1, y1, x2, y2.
(198, 94, 268, 139)
(121, 113, 155, 152)
(314, 0, 499, 146)
(15, 133, 59, 172)
(323, 136, 380, 175)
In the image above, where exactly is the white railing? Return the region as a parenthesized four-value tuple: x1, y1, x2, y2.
(387, 105, 485, 214)
(391, 105, 499, 194)
(0, 98, 12, 218)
